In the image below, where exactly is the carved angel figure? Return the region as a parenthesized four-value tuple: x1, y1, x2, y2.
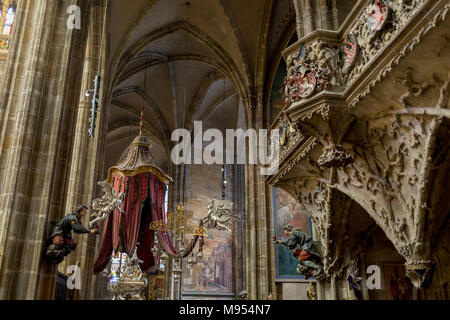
(202, 199, 233, 232)
(90, 181, 125, 228)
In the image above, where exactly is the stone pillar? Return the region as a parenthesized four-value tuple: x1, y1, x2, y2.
(292, 0, 335, 38)
(256, 94, 269, 300)
(303, 0, 314, 34)
(232, 164, 246, 296)
(245, 99, 257, 299)
(59, 0, 108, 300)
(245, 91, 275, 300)
(330, 0, 339, 31)
(291, 0, 303, 39)
(319, 0, 330, 30)
(0, 0, 91, 300)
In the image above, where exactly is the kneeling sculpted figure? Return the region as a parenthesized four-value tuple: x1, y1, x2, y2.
(44, 205, 99, 265)
(90, 181, 125, 229)
(275, 224, 325, 280)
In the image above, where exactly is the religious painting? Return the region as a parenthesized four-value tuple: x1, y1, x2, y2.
(273, 187, 311, 280)
(181, 165, 234, 297)
(183, 227, 233, 295)
(384, 264, 424, 300)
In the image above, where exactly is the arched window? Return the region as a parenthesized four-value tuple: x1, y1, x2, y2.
(2, 6, 15, 35)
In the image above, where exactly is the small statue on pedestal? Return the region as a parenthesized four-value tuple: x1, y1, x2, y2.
(275, 224, 325, 280)
(44, 205, 99, 265)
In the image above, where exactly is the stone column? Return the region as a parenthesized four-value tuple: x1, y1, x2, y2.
(330, 0, 339, 31)
(244, 98, 257, 299)
(292, 0, 334, 37)
(232, 164, 246, 296)
(291, 0, 303, 39)
(0, 0, 91, 300)
(0, 1, 12, 81)
(319, 0, 330, 30)
(303, 0, 314, 34)
(59, 0, 108, 300)
(244, 91, 275, 300)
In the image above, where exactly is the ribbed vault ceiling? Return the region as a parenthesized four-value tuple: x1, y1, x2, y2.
(104, 0, 355, 174)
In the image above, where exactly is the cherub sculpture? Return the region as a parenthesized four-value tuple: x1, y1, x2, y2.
(201, 200, 233, 232)
(90, 181, 125, 228)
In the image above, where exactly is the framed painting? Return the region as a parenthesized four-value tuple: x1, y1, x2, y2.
(273, 187, 311, 281)
(182, 200, 233, 296)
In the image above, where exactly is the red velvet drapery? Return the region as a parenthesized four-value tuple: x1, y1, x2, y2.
(94, 172, 157, 273)
(93, 173, 201, 273)
(149, 175, 202, 259)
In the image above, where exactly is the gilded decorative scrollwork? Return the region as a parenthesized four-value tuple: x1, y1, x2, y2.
(149, 213, 208, 236)
(149, 201, 232, 236)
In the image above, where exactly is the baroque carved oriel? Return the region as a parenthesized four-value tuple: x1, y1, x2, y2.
(269, 0, 450, 296)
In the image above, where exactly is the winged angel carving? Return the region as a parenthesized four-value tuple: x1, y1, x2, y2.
(201, 199, 234, 232)
(89, 181, 125, 228)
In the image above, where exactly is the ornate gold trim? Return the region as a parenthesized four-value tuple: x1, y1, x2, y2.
(106, 165, 173, 184)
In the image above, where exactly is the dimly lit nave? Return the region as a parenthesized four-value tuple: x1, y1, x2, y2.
(0, 0, 449, 302)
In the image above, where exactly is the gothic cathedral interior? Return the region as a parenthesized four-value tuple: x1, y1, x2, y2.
(0, 0, 449, 302)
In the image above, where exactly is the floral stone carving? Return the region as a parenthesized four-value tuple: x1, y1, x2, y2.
(317, 145, 353, 168)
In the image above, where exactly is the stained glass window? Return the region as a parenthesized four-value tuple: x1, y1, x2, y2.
(2, 6, 16, 36)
